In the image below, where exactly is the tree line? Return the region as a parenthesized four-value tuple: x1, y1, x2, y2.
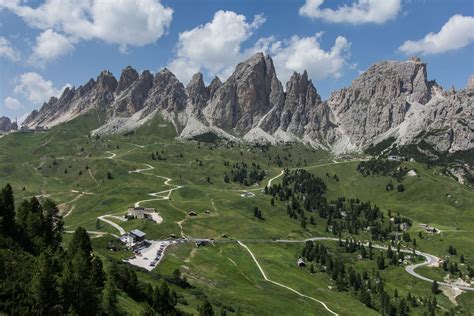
(223, 161, 266, 186)
(301, 240, 452, 316)
(265, 169, 412, 241)
(0, 184, 207, 315)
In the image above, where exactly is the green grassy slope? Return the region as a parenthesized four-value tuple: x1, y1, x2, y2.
(1, 112, 473, 315)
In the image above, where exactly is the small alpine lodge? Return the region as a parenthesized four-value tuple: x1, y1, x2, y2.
(127, 207, 156, 220)
(120, 229, 148, 250)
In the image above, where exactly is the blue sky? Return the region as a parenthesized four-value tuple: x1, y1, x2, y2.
(1, 0, 473, 121)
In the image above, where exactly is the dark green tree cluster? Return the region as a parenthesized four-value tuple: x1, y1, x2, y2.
(253, 206, 263, 220)
(111, 262, 184, 315)
(356, 159, 402, 177)
(447, 245, 457, 255)
(151, 151, 166, 161)
(266, 169, 411, 241)
(0, 184, 108, 315)
(441, 258, 468, 278)
(301, 240, 440, 315)
(225, 161, 266, 186)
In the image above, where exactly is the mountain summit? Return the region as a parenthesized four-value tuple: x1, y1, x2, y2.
(23, 53, 473, 156)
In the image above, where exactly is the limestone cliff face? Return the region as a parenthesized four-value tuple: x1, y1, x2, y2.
(328, 57, 434, 150)
(23, 70, 117, 127)
(113, 68, 154, 116)
(203, 52, 284, 132)
(23, 54, 473, 156)
(186, 73, 209, 116)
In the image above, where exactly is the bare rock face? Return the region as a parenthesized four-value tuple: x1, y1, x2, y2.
(329, 57, 433, 149)
(418, 88, 473, 152)
(116, 66, 139, 94)
(144, 68, 187, 114)
(208, 76, 222, 100)
(186, 73, 209, 113)
(24, 70, 117, 127)
(466, 75, 474, 94)
(204, 53, 284, 131)
(113, 69, 154, 116)
(263, 71, 322, 134)
(0, 116, 17, 132)
(22, 53, 472, 158)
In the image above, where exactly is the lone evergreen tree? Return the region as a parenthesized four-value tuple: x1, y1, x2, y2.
(0, 183, 16, 236)
(101, 272, 119, 315)
(199, 299, 214, 316)
(31, 252, 59, 314)
(431, 280, 440, 294)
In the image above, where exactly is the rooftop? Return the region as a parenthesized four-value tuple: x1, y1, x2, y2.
(130, 229, 146, 238)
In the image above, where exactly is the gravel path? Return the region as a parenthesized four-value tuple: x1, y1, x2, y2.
(238, 241, 339, 315)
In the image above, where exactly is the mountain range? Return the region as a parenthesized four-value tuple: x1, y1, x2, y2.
(23, 53, 474, 157)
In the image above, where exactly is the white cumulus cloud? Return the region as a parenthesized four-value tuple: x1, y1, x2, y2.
(13, 72, 69, 105)
(398, 15, 474, 55)
(0, 0, 173, 54)
(168, 10, 351, 86)
(0, 36, 21, 61)
(4, 97, 22, 110)
(259, 33, 351, 85)
(299, 0, 401, 24)
(30, 29, 75, 65)
(168, 10, 265, 83)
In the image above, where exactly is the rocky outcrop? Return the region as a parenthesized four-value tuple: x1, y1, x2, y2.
(208, 76, 222, 100)
(23, 70, 117, 127)
(113, 69, 153, 116)
(328, 57, 434, 150)
(0, 116, 17, 132)
(204, 53, 284, 131)
(22, 53, 473, 157)
(187, 73, 209, 115)
(117, 66, 139, 93)
(466, 75, 474, 95)
(143, 69, 187, 115)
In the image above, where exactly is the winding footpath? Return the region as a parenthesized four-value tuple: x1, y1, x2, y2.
(235, 169, 285, 193)
(96, 152, 183, 237)
(238, 241, 339, 316)
(80, 150, 472, 314)
(98, 215, 126, 235)
(128, 163, 183, 207)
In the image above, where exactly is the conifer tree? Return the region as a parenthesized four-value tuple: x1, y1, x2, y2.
(0, 184, 15, 236)
(101, 271, 119, 315)
(199, 299, 214, 316)
(31, 252, 59, 315)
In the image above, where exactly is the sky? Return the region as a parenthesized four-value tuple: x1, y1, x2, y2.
(0, 0, 473, 122)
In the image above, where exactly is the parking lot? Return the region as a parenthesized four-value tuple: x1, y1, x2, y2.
(124, 239, 187, 271)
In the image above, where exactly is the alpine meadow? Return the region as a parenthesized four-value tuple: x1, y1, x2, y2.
(0, 1, 473, 315)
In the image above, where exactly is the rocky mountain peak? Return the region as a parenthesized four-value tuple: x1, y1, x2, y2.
(208, 76, 222, 100)
(204, 53, 284, 131)
(0, 116, 17, 132)
(96, 70, 118, 92)
(117, 66, 139, 93)
(20, 54, 472, 157)
(260, 69, 324, 136)
(113, 69, 154, 115)
(143, 68, 187, 113)
(466, 74, 474, 93)
(187, 73, 209, 112)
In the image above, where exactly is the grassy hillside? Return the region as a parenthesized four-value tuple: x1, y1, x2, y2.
(1, 112, 473, 315)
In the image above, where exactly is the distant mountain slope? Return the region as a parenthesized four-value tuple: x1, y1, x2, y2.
(0, 116, 17, 133)
(23, 53, 473, 157)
